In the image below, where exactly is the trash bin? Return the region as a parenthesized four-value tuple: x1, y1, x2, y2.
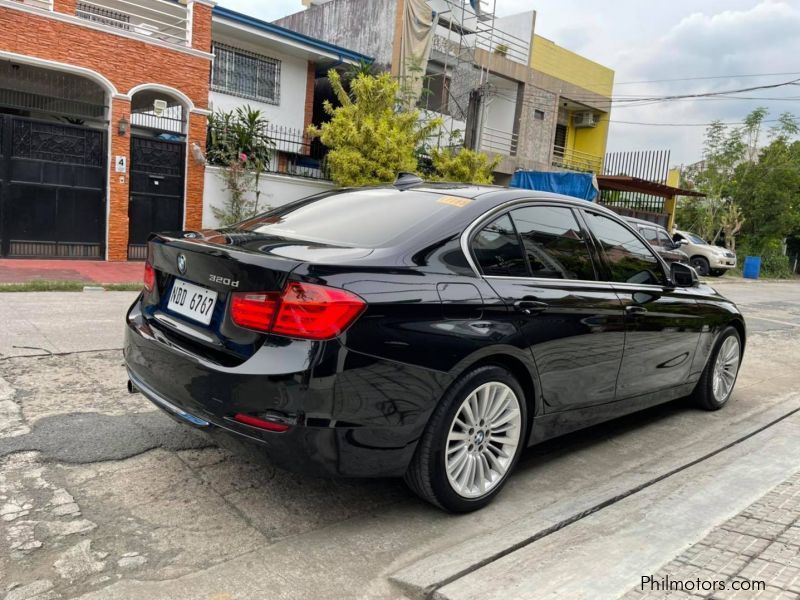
(743, 256, 761, 279)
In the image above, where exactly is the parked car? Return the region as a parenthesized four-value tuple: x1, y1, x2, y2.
(625, 217, 690, 266)
(672, 229, 737, 276)
(124, 180, 746, 513)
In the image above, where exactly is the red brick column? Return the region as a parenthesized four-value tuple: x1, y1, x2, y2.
(191, 2, 212, 53)
(107, 98, 131, 261)
(53, 0, 77, 16)
(185, 111, 207, 230)
(304, 62, 316, 133)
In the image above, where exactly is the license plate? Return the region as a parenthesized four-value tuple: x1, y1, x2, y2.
(167, 279, 218, 325)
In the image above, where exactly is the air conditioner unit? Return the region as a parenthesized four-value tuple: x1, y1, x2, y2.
(573, 112, 599, 128)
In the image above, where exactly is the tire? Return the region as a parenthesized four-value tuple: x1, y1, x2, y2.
(691, 256, 710, 277)
(404, 366, 527, 512)
(692, 326, 742, 411)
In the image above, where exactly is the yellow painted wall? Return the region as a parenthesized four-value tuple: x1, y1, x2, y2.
(570, 116, 610, 160)
(533, 35, 614, 163)
(531, 35, 615, 97)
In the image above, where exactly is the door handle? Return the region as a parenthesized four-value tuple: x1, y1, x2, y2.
(514, 300, 548, 315)
(625, 305, 648, 315)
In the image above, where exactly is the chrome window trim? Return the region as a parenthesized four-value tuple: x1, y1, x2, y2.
(460, 197, 594, 278)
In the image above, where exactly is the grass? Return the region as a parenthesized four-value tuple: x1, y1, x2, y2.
(0, 280, 142, 292)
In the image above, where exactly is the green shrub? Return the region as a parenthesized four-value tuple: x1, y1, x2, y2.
(736, 236, 794, 278)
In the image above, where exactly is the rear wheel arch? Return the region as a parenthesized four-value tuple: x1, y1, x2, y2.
(451, 352, 539, 436)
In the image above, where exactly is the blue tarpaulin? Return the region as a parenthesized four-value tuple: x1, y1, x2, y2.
(510, 170, 598, 201)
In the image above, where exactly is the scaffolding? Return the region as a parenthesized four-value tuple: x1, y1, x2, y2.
(420, 0, 530, 152)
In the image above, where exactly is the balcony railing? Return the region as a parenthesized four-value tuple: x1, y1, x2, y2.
(480, 125, 518, 156)
(10, 0, 53, 10)
(434, 0, 531, 65)
(75, 0, 190, 46)
(552, 145, 603, 173)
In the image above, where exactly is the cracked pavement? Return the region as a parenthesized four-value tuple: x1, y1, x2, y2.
(1, 283, 800, 600)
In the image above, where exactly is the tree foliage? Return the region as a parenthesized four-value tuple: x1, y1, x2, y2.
(308, 70, 442, 187)
(429, 147, 500, 184)
(678, 108, 800, 263)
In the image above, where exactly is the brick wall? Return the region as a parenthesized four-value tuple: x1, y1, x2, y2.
(0, 4, 212, 260)
(304, 61, 315, 132)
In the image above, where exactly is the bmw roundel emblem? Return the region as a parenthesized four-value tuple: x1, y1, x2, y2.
(177, 253, 187, 274)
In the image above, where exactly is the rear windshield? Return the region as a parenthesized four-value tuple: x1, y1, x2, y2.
(238, 189, 473, 247)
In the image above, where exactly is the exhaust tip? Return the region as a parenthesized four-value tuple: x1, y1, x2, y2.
(127, 379, 139, 394)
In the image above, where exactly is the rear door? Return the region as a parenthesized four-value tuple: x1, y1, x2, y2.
(472, 203, 626, 411)
(582, 210, 704, 398)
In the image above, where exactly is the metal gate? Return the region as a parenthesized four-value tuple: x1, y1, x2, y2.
(127, 135, 185, 260)
(0, 115, 106, 258)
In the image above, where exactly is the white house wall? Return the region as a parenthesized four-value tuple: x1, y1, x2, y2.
(202, 167, 334, 229)
(209, 33, 309, 132)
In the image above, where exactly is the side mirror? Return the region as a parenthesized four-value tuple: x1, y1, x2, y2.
(671, 262, 699, 287)
(676, 239, 689, 246)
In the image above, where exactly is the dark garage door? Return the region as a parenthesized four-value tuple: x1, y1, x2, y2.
(0, 115, 106, 258)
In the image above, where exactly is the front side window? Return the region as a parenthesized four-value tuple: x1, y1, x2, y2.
(657, 230, 673, 248)
(640, 227, 659, 245)
(585, 212, 665, 285)
(510, 206, 595, 280)
(212, 43, 281, 104)
(472, 214, 528, 277)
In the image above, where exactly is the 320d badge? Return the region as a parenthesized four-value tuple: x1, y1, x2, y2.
(124, 178, 745, 512)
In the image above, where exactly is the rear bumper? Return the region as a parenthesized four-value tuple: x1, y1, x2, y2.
(124, 297, 438, 477)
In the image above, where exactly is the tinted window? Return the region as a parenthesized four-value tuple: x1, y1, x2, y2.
(585, 213, 665, 285)
(510, 206, 595, 280)
(639, 227, 659, 245)
(472, 214, 527, 277)
(241, 189, 474, 248)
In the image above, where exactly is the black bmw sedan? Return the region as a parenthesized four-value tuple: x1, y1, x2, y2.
(124, 179, 745, 512)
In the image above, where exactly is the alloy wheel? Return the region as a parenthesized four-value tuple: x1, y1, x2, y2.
(445, 381, 522, 499)
(712, 336, 740, 403)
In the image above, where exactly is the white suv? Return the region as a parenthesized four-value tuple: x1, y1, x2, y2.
(672, 230, 737, 277)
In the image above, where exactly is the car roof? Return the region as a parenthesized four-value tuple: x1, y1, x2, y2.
(624, 216, 667, 229)
(400, 182, 619, 215)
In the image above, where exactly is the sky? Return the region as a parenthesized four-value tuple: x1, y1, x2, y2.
(216, 0, 800, 166)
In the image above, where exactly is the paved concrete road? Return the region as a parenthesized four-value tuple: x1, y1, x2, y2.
(0, 282, 798, 600)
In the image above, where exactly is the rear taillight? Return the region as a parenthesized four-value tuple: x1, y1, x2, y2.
(230, 292, 280, 332)
(230, 282, 365, 340)
(143, 262, 156, 292)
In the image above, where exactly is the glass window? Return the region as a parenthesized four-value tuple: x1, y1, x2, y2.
(686, 232, 708, 245)
(639, 227, 659, 245)
(510, 206, 595, 280)
(211, 43, 281, 104)
(657, 229, 673, 247)
(471, 215, 528, 277)
(241, 189, 477, 248)
(585, 213, 665, 285)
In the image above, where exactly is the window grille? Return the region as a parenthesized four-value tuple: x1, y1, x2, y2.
(211, 43, 281, 105)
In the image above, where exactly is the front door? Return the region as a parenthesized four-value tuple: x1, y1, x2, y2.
(582, 210, 703, 398)
(128, 135, 185, 260)
(472, 204, 626, 411)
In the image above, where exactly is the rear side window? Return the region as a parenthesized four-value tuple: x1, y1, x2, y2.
(585, 213, 665, 285)
(472, 214, 527, 277)
(240, 189, 474, 248)
(509, 206, 595, 280)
